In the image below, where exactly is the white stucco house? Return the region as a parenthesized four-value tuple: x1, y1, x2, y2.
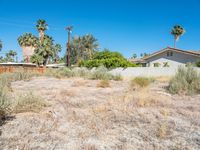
(130, 47, 200, 67)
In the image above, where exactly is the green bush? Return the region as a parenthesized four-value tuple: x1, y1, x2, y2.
(169, 66, 200, 95)
(79, 50, 137, 69)
(131, 77, 152, 88)
(196, 59, 200, 67)
(0, 85, 10, 125)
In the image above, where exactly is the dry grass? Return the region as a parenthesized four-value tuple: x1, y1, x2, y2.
(13, 93, 48, 113)
(96, 80, 110, 88)
(157, 123, 168, 138)
(155, 76, 172, 83)
(0, 77, 200, 149)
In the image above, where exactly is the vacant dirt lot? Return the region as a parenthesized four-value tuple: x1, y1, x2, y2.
(0, 77, 200, 150)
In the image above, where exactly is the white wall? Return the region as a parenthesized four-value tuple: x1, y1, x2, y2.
(109, 67, 200, 77)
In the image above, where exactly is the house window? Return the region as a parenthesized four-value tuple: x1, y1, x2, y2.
(167, 51, 173, 57)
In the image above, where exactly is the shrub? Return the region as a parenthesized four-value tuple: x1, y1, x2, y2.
(96, 80, 110, 88)
(89, 66, 113, 80)
(131, 77, 152, 88)
(79, 50, 137, 69)
(13, 93, 47, 113)
(71, 67, 90, 78)
(45, 66, 122, 81)
(169, 66, 200, 95)
(196, 59, 200, 67)
(0, 86, 10, 125)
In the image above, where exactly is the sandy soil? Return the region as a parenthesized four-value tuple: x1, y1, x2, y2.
(0, 77, 200, 150)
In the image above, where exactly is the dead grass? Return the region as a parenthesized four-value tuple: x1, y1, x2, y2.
(96, 80, 110, 88)
(1, 77, 199, 149)
(13, 93, 48, 113)
(155, 76, 172, 83)
(157, 123, 168, 138)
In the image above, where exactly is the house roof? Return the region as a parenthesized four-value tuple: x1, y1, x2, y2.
(143, 47, 200, 60)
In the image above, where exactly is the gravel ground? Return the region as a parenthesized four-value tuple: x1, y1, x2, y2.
(0, 77, 200, 150)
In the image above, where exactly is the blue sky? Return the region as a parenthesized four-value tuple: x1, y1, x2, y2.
(0, 0, 200, 60)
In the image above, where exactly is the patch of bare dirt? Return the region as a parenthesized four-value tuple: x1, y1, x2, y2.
(0, 77, 200, 150)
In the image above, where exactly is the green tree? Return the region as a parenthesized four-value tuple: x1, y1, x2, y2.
(79, 49, 137, 68)
(33, 35, 60, 66)
(171, 25, 185, 48)
(36, 19, 48, 42)
(131, 53, 137, 59)
(30, 54, 44, 66)
(7, 50, 17, 61)
(52, 44, 62, 63)
(17, 33, 39, 47)
(17, 33, 39, 62)
(70, 34, 99, 64)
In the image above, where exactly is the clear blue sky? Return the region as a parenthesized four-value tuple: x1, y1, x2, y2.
(0, 0, 200, 60)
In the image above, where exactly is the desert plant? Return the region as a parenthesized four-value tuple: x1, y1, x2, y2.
(196, 59, 200, 67)
(96, 80, 110, 88)
(131, 77, 152, 88)
(169, 66, 200, 95)
(13, 93, 47, 113)
(0, 85, 10, 125)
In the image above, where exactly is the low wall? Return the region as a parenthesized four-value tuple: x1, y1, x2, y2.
(109, 67, 200, 77)
(0, 66, 45, 74)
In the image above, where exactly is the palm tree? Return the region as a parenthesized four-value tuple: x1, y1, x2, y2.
(8, 50, 17, 61)
(171, 25, 185, 48)
(30, 53, 43, 66)
(18, 33, 39, 62)
(53, 44, 61, 63)
(34, 35, 55, 66)
(36, 19, 48, 42)
(131, 53, 137, 59)
(0, 40, 2, 51)
(82, 34, 99, 59)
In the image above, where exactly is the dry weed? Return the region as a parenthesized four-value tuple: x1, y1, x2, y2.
(96, 80, 110, 88)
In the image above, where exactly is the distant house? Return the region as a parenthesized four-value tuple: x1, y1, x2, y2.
(130, 47, 200, 67)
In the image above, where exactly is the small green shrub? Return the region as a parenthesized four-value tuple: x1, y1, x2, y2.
(14, 93, 47, 113)
(169, 66, 200, 95)
(196, 59, 200, 67)
(71, 67, 90, 78)
(45, 66, 122, 81)
(89, 66, 112, 80)
(0, 86, 10, 125)
(131, 77, 152, 88)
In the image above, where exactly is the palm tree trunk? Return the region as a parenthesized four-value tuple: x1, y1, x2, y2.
(174, 37, 176, 48)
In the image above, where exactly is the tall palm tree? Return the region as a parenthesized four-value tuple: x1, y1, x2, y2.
(171, 25, 185, 48)
(82, 34, 99, 59)
(36, 19, 48, 42)
(18, 33, 39, 62)
(34, 35, 54, 66)
(0, 40, 2, 51)
(53, 44, 61, 63)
